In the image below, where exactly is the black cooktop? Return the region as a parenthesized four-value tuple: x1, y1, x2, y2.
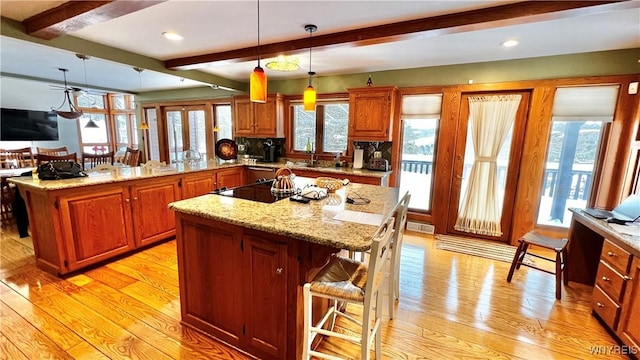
(211, 179, 292, 203)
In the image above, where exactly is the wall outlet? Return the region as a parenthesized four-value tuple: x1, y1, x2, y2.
(406, 221, 435, 234)
(628, 81, 638, 95)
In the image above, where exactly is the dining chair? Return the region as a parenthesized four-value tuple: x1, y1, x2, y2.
(302, 216, 395, 360)
(1, 176, 15, 226)
(82, 151, 115, 170)
(388, 191, 411, 319)
(37, 146, 69, 156)
(0, 148, 35, 168)
(36, 153, 77, 166)
(122, 147, 141, 166)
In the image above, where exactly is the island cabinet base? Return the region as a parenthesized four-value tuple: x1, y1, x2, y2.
(175, 213, 338, 360)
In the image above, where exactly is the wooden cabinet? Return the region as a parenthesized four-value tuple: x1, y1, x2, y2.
(58, 187, 135, 272)
(348, 86, 397, 141)
(592, 239, 632, 331)
(617, 257, 640, 351)
(233, 94, 284, 138)
(292, 168, 388, 186)
(130, 178, 181, 247)
(177, 217, 289, 359)
(182, 172, 216, 199)
(216, 167, 245, 189)
(242, 234, 287, 359)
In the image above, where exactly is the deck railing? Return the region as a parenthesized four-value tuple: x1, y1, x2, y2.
(401, 159, 592, 200)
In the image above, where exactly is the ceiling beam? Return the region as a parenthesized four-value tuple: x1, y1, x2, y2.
(23, 0, 166, 40)
(165, 0, 631, 71)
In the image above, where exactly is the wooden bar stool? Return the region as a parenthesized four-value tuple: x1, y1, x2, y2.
(507, 231, 569, 300)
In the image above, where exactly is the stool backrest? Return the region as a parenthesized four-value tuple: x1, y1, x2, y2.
(390, 192, 411, 261)
(122, 147, 141, 166)
(364, 216, 395, 297)
(37, 146, 68, 156)
(0, 147, 34, 168)
(37, 153, 77, 166)
(82, 151, 115, 170)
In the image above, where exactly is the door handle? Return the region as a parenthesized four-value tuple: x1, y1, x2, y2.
(275, 267, 283, 275)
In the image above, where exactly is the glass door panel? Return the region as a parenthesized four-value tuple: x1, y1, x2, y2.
(187, 109, 207, 160)
(399, 118, 438, 212)
(166, 110, 183, 164)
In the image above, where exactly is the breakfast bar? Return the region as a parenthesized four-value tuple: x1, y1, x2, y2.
(168, 179, 400, 360)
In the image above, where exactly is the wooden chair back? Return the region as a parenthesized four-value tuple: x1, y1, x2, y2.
(37, 153, 77, 166)
(82, 152, 115, 170)
(122, 147, 141, 166)
(37, 146, 69, 156)
(0, 148, 35, 168)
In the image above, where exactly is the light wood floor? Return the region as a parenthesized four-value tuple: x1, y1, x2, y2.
(0, 224, 626, 359)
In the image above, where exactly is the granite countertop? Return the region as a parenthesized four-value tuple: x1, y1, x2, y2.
(169, 177, 401, 251)
(7, 161, 243, 191)
(247, 161, 392, 178)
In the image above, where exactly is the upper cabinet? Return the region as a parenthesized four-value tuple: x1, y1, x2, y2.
(232, 93, 284, 138)
(348, 86, 398, 141)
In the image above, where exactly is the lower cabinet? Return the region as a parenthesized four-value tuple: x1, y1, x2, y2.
(178, 218, 287, 359)
(58, 187, 135, 272)
(130, 178, 181, 247)
(182, 172, 215, 199)
(217, 167, 245, 189)
(618, 257, 640, 351)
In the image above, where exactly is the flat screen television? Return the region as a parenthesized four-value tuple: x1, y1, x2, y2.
(1, 108, 59, 141)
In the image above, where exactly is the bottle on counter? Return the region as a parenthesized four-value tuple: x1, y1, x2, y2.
(305, 138, 312, 153)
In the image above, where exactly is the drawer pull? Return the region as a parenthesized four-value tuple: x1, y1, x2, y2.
(607, 251, 616, 257)
(597, 302, 605, 308)
(601, 276, 610, 282)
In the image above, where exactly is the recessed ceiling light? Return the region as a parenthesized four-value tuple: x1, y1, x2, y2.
(501, 40, 519, 48)
(162, 31, 183, 41)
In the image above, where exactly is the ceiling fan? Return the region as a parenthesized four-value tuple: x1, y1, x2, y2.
(49, 54, 103, 99)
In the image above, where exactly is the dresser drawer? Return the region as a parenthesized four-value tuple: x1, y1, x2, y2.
(595, 260, 627, 303)
(593, 285, 621, 330)
(601, 240, 632, 274)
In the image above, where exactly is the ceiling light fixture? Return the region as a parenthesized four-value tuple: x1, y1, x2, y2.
(265, 55, 300, 72)
(303, 24, 317, 111)
(52, 68, 83, 120)
(250, 0, 267, 103)
(133, 67, 150, 130)
(501, 39, 519, 47)
(162, 31, 183, 41)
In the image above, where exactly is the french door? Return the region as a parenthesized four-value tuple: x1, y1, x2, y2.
(446, 91, 530, 242)
(163, 106, 207, 163)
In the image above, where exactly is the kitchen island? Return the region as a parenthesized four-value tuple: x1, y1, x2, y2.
(168, 178, 400, 360)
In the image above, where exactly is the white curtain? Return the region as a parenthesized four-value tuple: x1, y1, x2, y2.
(454, 94, 522, 236)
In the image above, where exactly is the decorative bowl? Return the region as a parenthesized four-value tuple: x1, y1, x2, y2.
(315, 177, 343, 192)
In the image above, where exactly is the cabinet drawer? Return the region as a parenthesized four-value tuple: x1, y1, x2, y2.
(595, 260, 627, 303)
(593, 285, 621, 330)
(601, 240, 632, 274)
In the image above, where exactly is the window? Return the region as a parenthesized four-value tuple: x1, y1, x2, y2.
(292, 101, 349, 154)
(537, 85, 619, 227)
(215, 104, 232, 140)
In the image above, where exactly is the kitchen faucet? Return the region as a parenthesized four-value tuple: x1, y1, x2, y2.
(309, 153, 316, 166)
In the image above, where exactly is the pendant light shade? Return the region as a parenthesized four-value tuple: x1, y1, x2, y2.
(52, 68, 83, 119)
(84, 119, 99, 128)
(250, 66, 267, 103)
(303, 24, 317, 111)
(250, 0, 267, 103)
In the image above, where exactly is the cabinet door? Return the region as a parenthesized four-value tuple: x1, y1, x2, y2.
(233, 97, 255, 136)
(182, 173, 215, 199)
(58, 188, 134, 272)
(253, 95, 281, 137)
(242, 234, 288, 359)
(178, 220, 244, 348)
(349, 88, 395, 141)
(618, 257, 640, 350)
(217, 167, 245, 189)
(130, 178, 181, 247)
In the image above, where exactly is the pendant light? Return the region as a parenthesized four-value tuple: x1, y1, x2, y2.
(75, 54, 99, 128)
(52, 68, 83, 119)
(250, 0, 267, 103)
(134, 67, 149, 130)
(303, 24, 317, 111)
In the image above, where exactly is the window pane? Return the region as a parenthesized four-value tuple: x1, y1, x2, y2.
(77, 94, 104, 109)
(216, 105, 232, 140)
(79, 114, 108, 143)
(114, 114, 128, 144)
(131, 114, 138, 146)
(537, 121, 603, 227)
(112, 94, 127, 110)
(400, 118, 438, 211)
(188, 110, 206, 159)
(323, 104, 349, 153)
(293, 105, 316, 152)
(166, 111, 183, 163)
(146, 108, 160, 161)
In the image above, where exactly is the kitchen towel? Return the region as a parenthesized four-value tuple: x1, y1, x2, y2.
(353, 148, 364, 169)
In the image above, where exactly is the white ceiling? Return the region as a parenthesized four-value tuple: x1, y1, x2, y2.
(1, 0, 639, 94)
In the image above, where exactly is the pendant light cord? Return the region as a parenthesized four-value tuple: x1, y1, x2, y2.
(257, 0, 261, 65)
